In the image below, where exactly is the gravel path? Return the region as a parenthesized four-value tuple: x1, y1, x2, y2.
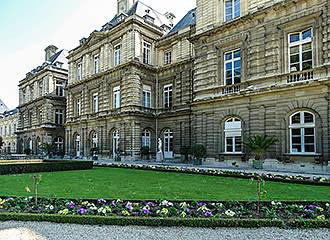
(0, 221, 329, 240)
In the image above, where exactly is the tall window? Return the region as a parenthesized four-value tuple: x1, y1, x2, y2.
(164, 84, 173, 108)
(142, 129, 151, 148)
(55, 109, 64, 125)
(289, 111, 315, 153)
(55, 80, 64, 96)
(39, 81, 43, 97)
(224, 49, 241, 85)
(114, 45, 121, 66)
(92, 93, 99, 113)
(225, 0, 240, 22)
(76, 99, 81, 116)
(94, 55, 100, 74)
(54, 137, 64, 152)
(77, 63, 82, 80)
(164, 50, 172, 65)
(143, 41, 151, 64)
(224, 118, 242, 153)
(143, 85, 151, 108)
(288, 28, 313, 72)
(113, 86, 121, 109)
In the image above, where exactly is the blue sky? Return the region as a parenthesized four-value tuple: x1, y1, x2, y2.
(0, 0, 195, 109)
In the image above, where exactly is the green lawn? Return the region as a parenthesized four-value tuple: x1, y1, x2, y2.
(0, 167, 329, 201)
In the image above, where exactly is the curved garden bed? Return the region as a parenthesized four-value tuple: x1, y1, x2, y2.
(0, 197, 329, 228)
(94, 162, 330, 185)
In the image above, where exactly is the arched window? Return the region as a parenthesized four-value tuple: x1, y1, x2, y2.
(91, 132, 98, 148)
(289, 111, 315, 153)
(164, 129, 173, 158)
(54, 137, 64, 152)
(224, 118, 242, 153)
(142, 129, 151, 148)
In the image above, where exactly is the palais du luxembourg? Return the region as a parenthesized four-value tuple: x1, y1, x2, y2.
(1, 0, 330, 168)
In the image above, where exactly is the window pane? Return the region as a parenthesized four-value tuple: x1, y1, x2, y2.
(292, 144, 302, 152)
(225, 53, 232, 61)
(304, 113, 314, 123)
(226, 137, 233, 152)
(305, 144, 315, 153)
(302, 51, 312, 61)
(234, 76, 241, 84)
(304, 127, 314, 135)
(302, 61, 312, 70)
(302, 29, 312, 40)
(292, 136, 301, 144)
(235, 136, 242, 152)
(290, 64, 300, 72)
(290, 34, 300, 43)
(304, 135, 315, 144)
(302, 43, 312, 51)
(234, 0, 240, 18)
(290, 54, 299, 64)
(291, 113, 301, 124)
(234, 60, 240, 68)
(290, 46, 299, 54)
(226, 70, 232, 80)
(234, 50, 240, 58)
(225, 62, 232, 70)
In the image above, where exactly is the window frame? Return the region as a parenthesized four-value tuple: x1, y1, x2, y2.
(289, 111, 316, 154)
(55, 80, 64, 97)
(288, 28, 313, 73)
(55, 109, 64, 125)
(94, 54, 100, 74)
(143, 41, 152, 65)
(77, 62, 82, 81)
(164, 50, 172, 65)
(163, 84, 173, 109)
(143, 85, 151, 108)
(224, 49, 241, 86)
(113, 86, 121, 109)
(92, 93, 99, 113)
(141, 129, 151, 148)
(114, 45, 121, 66)
(224, 118, 242, 153)
(224, 0, 240, 22)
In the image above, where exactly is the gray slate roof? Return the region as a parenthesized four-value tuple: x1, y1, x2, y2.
(168, 8, 196, 35)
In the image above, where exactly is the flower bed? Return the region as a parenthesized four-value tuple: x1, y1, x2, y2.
(94, 162, 330, 185)
(0, 197, 329, 228)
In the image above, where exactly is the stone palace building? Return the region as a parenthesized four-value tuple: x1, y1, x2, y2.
(17, 46, 68, 155)
(64, 0, 330, 164)
(0, 100, 18, 154)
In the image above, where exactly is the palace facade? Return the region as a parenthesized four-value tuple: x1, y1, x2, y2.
(65, 0, 330, 164)
(0, 108, 18, 154)
(17, 46, 68, 155)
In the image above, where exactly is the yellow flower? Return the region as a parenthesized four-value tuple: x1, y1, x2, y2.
(121, 210, 130, 216)
(180, 211, 187, 218)
(317, 215, 325, 220)
(161, 208, 169, 215)
(58, 209, 69, 215)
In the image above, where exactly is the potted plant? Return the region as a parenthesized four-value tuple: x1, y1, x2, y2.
(244, 134, 278, 169)
(90, 147, 99, 160)
(39, 143, 55, 159)
(180, 145, 191, 163)
(140, 146, 150, 160)
(191, 144, 206, 165)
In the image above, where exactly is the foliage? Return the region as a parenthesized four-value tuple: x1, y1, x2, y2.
(0, 197, 329, 227)
(244, 134, 278, 160)
(24, 148, 32, 155)
(140, 146, 150, 156)
(40, 143, 56, 156)
(180, 145, 191, 162)
(190, 145, 206, 160)
(25, 176, 42, 205)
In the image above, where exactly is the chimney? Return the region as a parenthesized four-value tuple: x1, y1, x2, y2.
(117, 0, 135, 15)
(45, 45, 58, 61)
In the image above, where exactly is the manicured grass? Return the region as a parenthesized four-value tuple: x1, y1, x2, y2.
(0, 167, 329, 201)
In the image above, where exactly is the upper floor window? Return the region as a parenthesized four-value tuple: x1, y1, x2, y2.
(164, 84, 173, 108)
(76, 99, 81, 116)
(225, 0, 240, 22)
(224, 49, 241, 85)
(55, 109, 64, 125)
(77, 63, 82, 80)
(55, 80, 64, 97)
(164, 50, 172, 65)
(143, 85, 151, 108)
(289, 111, 315, 154)
(113, 86, 121, 109)
(114, 45, 121, 66)
(39, 81, 43, 97)
(143, 41, 152, 64)
(288, 28, 313, 72)
(94, 55, 100, 74)
(224, 118, 242, 153)
(92, 93, 99, 113)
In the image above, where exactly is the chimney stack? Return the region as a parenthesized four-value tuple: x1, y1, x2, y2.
(45, 45, 58, 61)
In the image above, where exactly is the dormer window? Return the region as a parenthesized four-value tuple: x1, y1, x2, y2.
(55, 62, 63, 68)
(144, 15, 155, 24)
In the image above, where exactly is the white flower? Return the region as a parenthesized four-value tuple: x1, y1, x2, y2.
(225, 209, 236, 217)
(326, 203, 330, 208)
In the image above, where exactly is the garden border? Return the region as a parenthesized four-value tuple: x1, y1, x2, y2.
(94, 162, 330, 186)
(0, 213, 329, 229)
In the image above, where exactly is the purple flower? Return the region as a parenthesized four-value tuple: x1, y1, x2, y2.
(143, 209, 150, 215)
(79, 208, 87, 215)
(69, 201, 75, 209)
(198, 202, 206, 207)
(308, 204, 317, 209)
(147, 202, 155, 207)
(204, 211, 213, 217)
(97, 198, 106, 204)
(111, 200, 117, 207)
(6, 198, 15, 201)
(126, 204, 133, 211)
(305, 209, 314, 213)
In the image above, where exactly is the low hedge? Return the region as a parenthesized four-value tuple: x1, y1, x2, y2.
(94, 162, 330, 186)
(0, 160, 93, 175)
(0, 213, 329, 228)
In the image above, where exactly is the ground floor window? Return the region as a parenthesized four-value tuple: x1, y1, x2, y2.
(224, 118, 242, 153)
(54, 137, 64, 152)
(142, 129, 151, 148)
(164, 129, 173, 158)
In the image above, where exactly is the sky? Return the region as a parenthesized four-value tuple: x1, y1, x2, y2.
(0, 0, 196, 109)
